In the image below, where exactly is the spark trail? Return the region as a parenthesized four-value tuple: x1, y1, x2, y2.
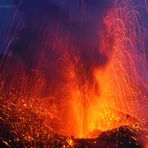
(0, 0, 147, 147)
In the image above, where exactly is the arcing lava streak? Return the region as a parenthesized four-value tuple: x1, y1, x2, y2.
(0, 0, 148, 144)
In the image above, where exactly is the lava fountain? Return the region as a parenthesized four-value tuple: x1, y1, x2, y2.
(0, 0, 148, 147)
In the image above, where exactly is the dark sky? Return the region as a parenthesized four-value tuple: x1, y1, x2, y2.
(0, 0, 113, 52)
(0, 0, 114, 76)
(0, 0, 147, 85)
(0, 0, 147, 54)
(0, 0, 14, 52)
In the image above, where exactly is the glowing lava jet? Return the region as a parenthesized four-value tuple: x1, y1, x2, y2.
(0, 0, 147, 147)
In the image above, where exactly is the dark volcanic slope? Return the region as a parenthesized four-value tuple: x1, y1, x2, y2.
(75, 126, 142, 148)
(0, 55, 143, 148)
(0, 126, 143, 148)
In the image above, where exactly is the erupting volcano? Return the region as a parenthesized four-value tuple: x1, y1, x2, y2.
(0, 0, 148, 147)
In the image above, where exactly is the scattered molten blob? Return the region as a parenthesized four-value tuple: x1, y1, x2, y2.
(0, 0, 148, 147)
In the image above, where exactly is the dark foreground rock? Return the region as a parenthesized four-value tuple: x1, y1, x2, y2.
(0, 126, 143, 148)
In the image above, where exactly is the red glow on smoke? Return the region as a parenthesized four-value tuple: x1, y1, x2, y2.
(0, 0, 148, 147)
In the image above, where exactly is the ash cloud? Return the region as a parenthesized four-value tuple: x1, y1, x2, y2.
(10, 0, 114, 90)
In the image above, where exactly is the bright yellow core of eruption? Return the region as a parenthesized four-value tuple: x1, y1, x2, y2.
(0, 1, 147, 141)
(65, 5, 146, 138)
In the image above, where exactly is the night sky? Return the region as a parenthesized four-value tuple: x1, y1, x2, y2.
(0, 0, 116, 87)
(0, 0, 148, 147)
(0, 0, 148, 123)
(0, 0, 114, 55)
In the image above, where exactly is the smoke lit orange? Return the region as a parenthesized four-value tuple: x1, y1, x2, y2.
(0, 0, 148, 147)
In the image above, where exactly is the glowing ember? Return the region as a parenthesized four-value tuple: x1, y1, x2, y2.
(0, 0, 148, 147)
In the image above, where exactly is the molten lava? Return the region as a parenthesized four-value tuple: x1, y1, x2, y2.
(0, 0, 148, 147)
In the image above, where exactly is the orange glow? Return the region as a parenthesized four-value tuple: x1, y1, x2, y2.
(0, 0, 147, 144)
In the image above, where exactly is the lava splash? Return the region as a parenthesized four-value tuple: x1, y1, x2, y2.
(0, 0, 148, 147)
